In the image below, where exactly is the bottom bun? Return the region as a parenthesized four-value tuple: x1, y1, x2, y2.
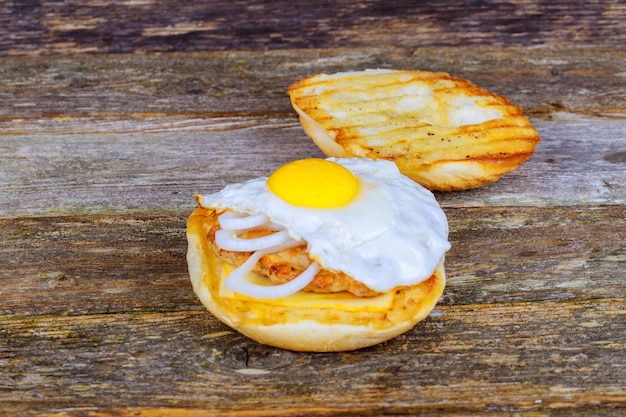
(186, 207, 446, 352)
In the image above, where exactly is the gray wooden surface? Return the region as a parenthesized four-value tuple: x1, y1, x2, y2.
(1, 1, 625, 416)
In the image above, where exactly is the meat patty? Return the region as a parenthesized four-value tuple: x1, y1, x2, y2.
(204, 210, 380, 297)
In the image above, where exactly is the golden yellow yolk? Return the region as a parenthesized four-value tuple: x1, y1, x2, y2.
(267, 159, 360, 208)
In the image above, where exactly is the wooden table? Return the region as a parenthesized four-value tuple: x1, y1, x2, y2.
(1, 1, 624, 415)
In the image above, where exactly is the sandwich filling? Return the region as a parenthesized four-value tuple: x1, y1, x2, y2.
(205, 208, 380, 298)
(196, 158, 450, 300)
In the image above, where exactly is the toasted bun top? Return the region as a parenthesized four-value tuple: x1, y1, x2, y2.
(288, 69, 540, 191)
(187, 207, 446, 352)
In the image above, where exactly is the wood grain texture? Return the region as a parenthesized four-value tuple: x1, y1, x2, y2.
(1, 300, 624, 415)
(0, 0, 624, 56)
(1, 117, 624, 216)
(1, 1, 625, 414)
(2, 206, 624, 314)
(0, 46, 624, 120)
(2, 209, 623, 414)
(0, 47, 624, 215)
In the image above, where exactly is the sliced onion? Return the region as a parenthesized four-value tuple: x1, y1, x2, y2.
(218, 211, 270, 231)
(215, 229, 291, 252)
(215, 210, 315, 299)
(226, 257, 320, 299)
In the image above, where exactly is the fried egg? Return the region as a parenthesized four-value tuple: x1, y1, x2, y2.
(196, 157, 450, 292)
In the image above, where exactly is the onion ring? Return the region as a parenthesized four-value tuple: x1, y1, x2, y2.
(215, 229, 291, 252)
(218, 211, 270, 231)
(226, 257, 320, 299)
(215, 210, 318, 299)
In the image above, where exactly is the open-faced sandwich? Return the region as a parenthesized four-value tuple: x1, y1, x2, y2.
(288, 69, 540, 191)
(186, 158, 450, 352)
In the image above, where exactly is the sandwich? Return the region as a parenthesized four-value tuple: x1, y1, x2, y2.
(186, 157, 450, 352)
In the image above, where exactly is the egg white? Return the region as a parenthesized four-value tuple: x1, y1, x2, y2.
(197, 158, 450, 292)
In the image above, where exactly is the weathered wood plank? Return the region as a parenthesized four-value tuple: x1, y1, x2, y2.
(1, 206, 624, 316)
(0, 0, 624, 56)
(439, 115, 626, 207)
(0, 1, 622, 414)
(0, 47, 624, 120)
(1, 299, 624, 415)
(0, 214, 199, 317)
(0, 122, 324, 217)
(87, 409, 626, 417)
(1, 117, 624, 216)
(1, 47, 623, 212)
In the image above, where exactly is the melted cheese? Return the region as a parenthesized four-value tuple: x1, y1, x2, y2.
(219, 264, 395, 312)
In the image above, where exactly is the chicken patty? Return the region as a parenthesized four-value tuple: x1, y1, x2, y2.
(204, 209, 380, 297)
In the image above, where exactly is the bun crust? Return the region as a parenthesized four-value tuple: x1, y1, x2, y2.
(187, 207, 446, 352)
(288, 69, 540, 191)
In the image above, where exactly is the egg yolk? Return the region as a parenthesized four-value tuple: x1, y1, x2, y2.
(267, 159, 359, 208)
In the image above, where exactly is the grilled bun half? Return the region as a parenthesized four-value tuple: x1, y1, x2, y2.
(187, 207, 446, 352)
(288, 69, 540, 191)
